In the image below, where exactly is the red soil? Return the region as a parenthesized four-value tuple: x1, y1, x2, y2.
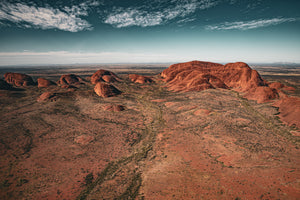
(161, 60, 299, 128)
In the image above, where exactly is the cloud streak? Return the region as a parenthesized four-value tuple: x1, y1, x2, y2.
(0, 1, 99, 32)
(0, 51, 177, 65)
(104, 0, 218, 28)
(206, 18, 297, 30)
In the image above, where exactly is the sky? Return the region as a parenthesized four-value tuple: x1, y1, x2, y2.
(0, 0, 300, 66)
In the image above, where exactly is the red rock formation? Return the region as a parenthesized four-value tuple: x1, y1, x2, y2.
(4, 72, 35, 86)
(161, 61, 266, 92)
(37, 78, 56, 88)
(91, 70, 120, 84)
(273, 97, 300, 129)
(282, 86, 296, 92)
(103, 104, 126, 112)
(37, 92, 57, 102)
(58, 74, 84, 85)
(0, 79, 13, 90)
(268, 82, 284, 90)
(243, 86, 279, 103)
(94, 82, 122, 98)
(129, 74, 154, 84)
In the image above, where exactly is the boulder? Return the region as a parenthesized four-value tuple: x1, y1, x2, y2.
(57, 74, 84, 85)
(4, 72, 35, 86)
(91, 70, 120, 84)
(103, 104, 126, 112)
(37, 78, 56, 88)
(94, 82, 122, 98)
(37, 92, 57, 102)
(129, 74, 154, 84)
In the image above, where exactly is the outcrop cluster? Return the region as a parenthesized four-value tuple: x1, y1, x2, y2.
(129, 74, 154, 84)
(91, 70, 120, 84)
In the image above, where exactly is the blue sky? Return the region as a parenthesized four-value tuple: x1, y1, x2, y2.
(0, 0, 299, 66)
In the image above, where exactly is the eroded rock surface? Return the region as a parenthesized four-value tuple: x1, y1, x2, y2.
(94, 82, 122, 97)
(4, 72, 35, 87)
(129, 74, 154, 84)
(91, 70, 120, 84)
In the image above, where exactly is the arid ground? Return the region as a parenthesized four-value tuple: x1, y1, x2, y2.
(0, 64, 299, 199)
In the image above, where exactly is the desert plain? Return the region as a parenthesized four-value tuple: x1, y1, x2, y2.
(0, 61, 299, 200)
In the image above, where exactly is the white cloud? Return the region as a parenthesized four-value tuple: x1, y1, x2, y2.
(0, 51, 178, 65)
(104, 0, 218, 28)
(0, 1, 99, 32)
(206, 18, 297, 31)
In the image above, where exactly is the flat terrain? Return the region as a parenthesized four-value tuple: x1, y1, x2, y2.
(0, 65, 299, 199)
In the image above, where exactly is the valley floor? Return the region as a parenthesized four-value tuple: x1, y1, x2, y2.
(0, 67, 299, 199)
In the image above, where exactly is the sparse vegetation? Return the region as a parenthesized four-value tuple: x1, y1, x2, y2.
(0, 65, 299, 199)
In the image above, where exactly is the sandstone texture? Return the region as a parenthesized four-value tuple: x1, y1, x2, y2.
(91, 70, 120, 84)
(58, 74, 84, 85)
(4, 72, 35, 87)
(37, 78, 56, 88)
(37, 92, 57, 102)
(129, 74, 154, 84)
(94, 82, 122, 97)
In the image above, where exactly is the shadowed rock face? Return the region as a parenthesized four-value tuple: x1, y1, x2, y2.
(103, 104, 126, 112)
(94, 82, 122, 98)
(129, 74, 154, 84)
(0, 79, 13, 90)
(4, 72, 35, 87)
(58, 74, 84, 85)
(91, 70, 120, 84)
(37, 78, 56, 88)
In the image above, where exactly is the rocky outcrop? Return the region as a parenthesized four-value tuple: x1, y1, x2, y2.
(103, 104, 126, 112)
(4, 72, 35, 87)
(273, 97, 300, 129)
(161, 61, 266, 92)
(91, 70, 120, 84)
(57, 74, 84, 86)
(129, 74, 154, 84)
(243, 86, 279, 104)
(37, 92, 57, 102)
(161, 61, 280, 103)
(94, 82, 122, 98)
(37, 78, 56, 88)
